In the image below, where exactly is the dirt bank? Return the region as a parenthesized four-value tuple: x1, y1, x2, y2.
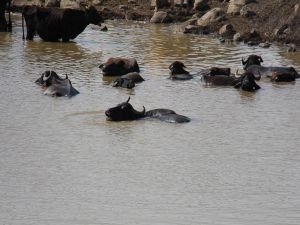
(10, 0, 300, 46)
(102, 0, 300, 47)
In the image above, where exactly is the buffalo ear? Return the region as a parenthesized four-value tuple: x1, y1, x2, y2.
(259, 56, 263, 62)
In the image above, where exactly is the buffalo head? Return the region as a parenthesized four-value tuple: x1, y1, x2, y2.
(85, 6, 104, 26)
(36, 71, 79, 97)
(234, 71, 261, 91)
(169, 61, 189, 75)
(105, 97, 146, 121)
(35, 71, 64, 87)
(242, 55, 263, 69)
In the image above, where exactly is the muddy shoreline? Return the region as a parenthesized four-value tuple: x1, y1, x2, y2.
(9, 0, 300, 49)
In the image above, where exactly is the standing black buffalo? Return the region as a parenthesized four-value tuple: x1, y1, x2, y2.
(22, 6, 103, 42)
(0, 0, 11, 32)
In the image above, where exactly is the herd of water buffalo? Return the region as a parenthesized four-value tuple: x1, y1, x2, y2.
(35, 54, 300, 123)
(2, 3, 298, 123)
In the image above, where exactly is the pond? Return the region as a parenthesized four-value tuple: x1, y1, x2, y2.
(0, 15, 300, 225)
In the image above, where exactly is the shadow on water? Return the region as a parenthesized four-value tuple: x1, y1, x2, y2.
(23, 41, 89, 65)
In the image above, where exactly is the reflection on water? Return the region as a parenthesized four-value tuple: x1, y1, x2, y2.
(1, 15, 300, 225)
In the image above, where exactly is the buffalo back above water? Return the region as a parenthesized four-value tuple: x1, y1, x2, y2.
(112, 72, 145, 89)
(22, 6, 103, 42)
(245, 65, 300, 79)
(99, 58, 140, 76)
(202, 74, 238, 86)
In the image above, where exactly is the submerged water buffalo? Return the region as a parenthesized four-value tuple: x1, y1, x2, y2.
(35, 71, 79, 97)
(112, 72, 145, 89)
(245, 65, 300, 79)
(0, 0, 11, 32)
(210, 67, 231, 76)
(270, 71, 296, 82)
(242, 55, 263, 69)
(22, 6, 103, 42)
(105, 97, 190, 123)
(169, 61, 192, 80)
(99, 58, 140, 76)
(145, 108, 190, 123)
(105, 97, 145, 121)
(234, 72, 261, 92)
(202, 70, 261, 92)
(202, 74, 238, 86)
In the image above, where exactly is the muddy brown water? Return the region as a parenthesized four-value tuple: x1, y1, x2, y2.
(1, 15, 300, 225)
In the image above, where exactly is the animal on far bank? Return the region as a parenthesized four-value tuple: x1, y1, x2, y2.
(22, 5, 104, 42)
(242, 54, 263, 69)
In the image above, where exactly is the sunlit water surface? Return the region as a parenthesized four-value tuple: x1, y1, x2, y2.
(1, 15, 300, 225)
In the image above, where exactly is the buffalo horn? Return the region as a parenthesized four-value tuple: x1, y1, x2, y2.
(235, 69, 242, 78)
(242, 57, 246, 65)
(126, 96, 131, 103)
(43, 71, 52, 81)
(138, 106, 146, 115)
